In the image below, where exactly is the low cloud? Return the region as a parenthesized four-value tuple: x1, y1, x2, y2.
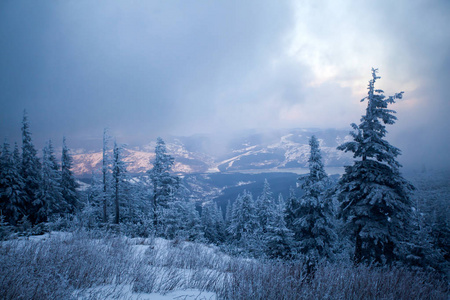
(0, 0, 448, 169)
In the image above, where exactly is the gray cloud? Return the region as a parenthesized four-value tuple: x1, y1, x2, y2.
(0, 1, 294, 144)
(0, 0, 449, 168)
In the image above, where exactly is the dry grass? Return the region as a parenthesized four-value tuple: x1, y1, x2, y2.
(0, 232, 447, 299)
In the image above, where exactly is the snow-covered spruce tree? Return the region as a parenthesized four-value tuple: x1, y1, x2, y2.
(213, 202, 226, 243)
(148, 137, 179, 235)
(336, 68, 413, 265)
(180, 200, 204, 241)
(228, 190, 260, 253)
(101, 128, 111, 223)
(413, 182, 450, 272)
(37, 140, 64, 221)
(296, 135, 336, 265)
(83, 171, 104, 227)
(112, 141, 128, 224)
(20, 111, 42, 224)
(264, 193, 294, 259)
(60, 137, 79, 214)
(406, 205, 448, 273)
(126, 174, 154, 234)
(256, 179, 275, 235)
(277, 193, 285, 208)
(13, 142, 21, 167)
(285, 187, 301, 241)
(202, 201, 226, 244)
(0, 140, 24, 225)
(162, 185, 203, 241)
(255, 179, 294, 257)
(225, 199, 232, 226)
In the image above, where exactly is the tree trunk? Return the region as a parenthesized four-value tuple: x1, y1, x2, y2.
(354, 226, 363, 264)
(114, 176, 119, 224)
(153, 194, 158, 233)
(102, 172, 107, 223)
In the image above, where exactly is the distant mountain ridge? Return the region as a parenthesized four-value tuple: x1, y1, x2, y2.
(71, 128, 353, 176)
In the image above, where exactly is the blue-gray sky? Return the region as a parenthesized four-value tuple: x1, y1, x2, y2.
(1, 0, 449, 168)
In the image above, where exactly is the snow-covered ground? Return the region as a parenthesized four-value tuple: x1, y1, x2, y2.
(75, 235, 225, 299)
(2, 231, 448, 299)
(78, 285, 216, 300)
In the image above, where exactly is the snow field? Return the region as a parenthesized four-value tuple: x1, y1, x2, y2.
(0, 231, 448, 299)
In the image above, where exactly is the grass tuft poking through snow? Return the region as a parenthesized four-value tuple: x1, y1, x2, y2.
(0, 231, 448, 299)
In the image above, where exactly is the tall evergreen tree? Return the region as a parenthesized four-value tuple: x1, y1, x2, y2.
(277, 193, 285, 207)
(38, 140, 64, 221)
(126, 174, 152, 226)
(181, 200, 204, 241)
(0, 140, 24, 225)
(84, 171, 104, 226)
(256, 179, 275, 235)
(202, 202, 226, 244)
(13, 142, 21, 166)
(148, 137, 179, 234)
(20, 111, 42, 224)
(228, 190, 259, 252)
(213, 202, 226, 243)
(285, 187, 301, 242)
(112, 141, 128, 224)
(296, 136, 336, 264)
(102, 128, 111, 223)
(225, 199, 232, 225)
(405, 204, 448, 273)
(336, 69, 414, 264)
(61, 137, 79, 214)
(162, 198, 203, 241)
(265, 194, 294, 259)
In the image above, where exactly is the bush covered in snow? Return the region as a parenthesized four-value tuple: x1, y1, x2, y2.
(0, 231, 447, 299)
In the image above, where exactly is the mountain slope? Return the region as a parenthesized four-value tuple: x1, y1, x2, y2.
(71, 128, 353, 176)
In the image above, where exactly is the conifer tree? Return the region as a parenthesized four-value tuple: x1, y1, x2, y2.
(148, 137, 179, 234)
(112, 141, 121, 224)
(0, 140, 24, 225)
(228, 190, 259, 251)
(336, 68, 413, 264)
(61, 137, 79, 214)
(112, 141, 128, 224)
(13, 142, 21, 166)
(202, 202, 226, 244)
(84, 171, 104, 225)
(159, 198, 180, 239)
(214, 202, 226, 243)
(20, 111, 42, 224)
(180, 200, 204, 241)
(296, 135, 336, 265)
(161, 197, 203, 241)
(38, 140, 64, 221)
(225, 199, 232, 225)
(265, 195, 294, 259)
(405, 205, 447, 272)
(102, 128, 110, 223)
(285, 187, 301, 241)
(127, 174, 152, 226)
(277, 193, 285, 207)
(201, 202, 217, 243)
(256, 179, 275, 234)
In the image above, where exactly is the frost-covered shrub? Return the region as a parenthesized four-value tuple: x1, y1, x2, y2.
(221, 260, 448, 300)
(0, 216, 14, 241)
(1, 231, 447, 299)
(0, 231, 133, 299)
(120, 220, 154, 238)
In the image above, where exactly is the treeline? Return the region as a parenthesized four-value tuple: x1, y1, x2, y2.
(0, 111, 79, 229)
(0, 70, 448, 276)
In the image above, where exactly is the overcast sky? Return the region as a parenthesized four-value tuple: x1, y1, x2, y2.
(0, 0, 449, 168)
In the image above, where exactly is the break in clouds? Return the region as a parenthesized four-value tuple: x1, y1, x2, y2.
(0, 0, 449, 169)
